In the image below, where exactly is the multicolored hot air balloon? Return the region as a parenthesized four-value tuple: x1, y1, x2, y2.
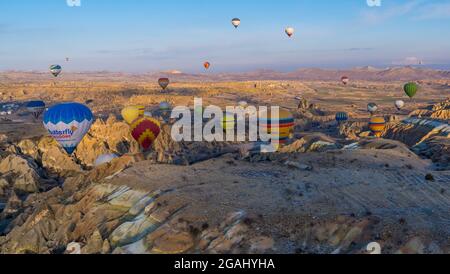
(26, 100, 46, 119)
(158, 78, 170, 90)
(369, 117, 386, 138)
(49, 65, 62, 77)
(130, 117, 161, 151)
(404, 82, 418, 99)
(341, 76, 349, 85)
(335, 112, 349, 123)
(367, 103, 378, 116)
(395, 100, 405, 111)
(121, 106, 141, 125)
(285, 27, 295, 38)
(231, 18, 241, 28)
(259, 108, 294, 144)
(204, 62, 211, 70)
(43, 103, 93, 154)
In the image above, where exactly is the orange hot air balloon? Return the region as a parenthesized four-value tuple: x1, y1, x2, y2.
(158, 78, 170, 90)
(130, 117, 161, 151)
(204, 62, 211, 70)
(369, 117, 386, 138)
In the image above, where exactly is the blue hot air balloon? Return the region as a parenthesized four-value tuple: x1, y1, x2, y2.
(43, 103, 93, 154)
(335, 112, 349, 123)
(26, 100, 46, 119)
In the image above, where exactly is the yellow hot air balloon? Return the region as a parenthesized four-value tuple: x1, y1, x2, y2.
(369, 117, 386, 138)
(221, 112, 236, 131)
(134, 105, 145, 116)
(121, 106, 141, 125)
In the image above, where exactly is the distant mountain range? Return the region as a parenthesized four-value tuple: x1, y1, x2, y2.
(1, 66, 450, 83)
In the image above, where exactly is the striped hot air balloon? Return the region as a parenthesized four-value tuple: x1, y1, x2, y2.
(26, 100, 46, 119)
(130, 117, 161, 151)
(335, 112, 349, 123)
(158, 78, 170, 90)
(43, 103, 93, 154)
(49, 65, 62, 77)
(259, 108, 294, 144)
(404, 82, 418, 99)
(369, 117, 386, 138)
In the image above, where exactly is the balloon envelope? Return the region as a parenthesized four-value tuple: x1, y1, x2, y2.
(404, 82, 418, 99)
(395, 100, 405, 110)
(367, 103, 378, 114)
(121, 106, 141, 125)
(341, 76, 349, 85)
(369, 117, 386, 138)
(204, 62, 211, 70)
(26, 100, 46, 119)
(231, 18, 241, 28)
(49, 65, 62, 77)
(94, 153, 118, 166)
(335, 112, 349, 122)
(159, 102, 171, 111)
(43, 103, 93, 154)
(158, 78, 170, 90)
(285, 27, 295, 37)
(130, 117, 161, 151)
(259, 109, 294, 144)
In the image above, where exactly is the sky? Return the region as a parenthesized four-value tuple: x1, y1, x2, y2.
(1, 0, 450, 73)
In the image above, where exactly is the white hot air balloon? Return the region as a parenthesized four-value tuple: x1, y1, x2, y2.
(231, 18, 241, 28)
(285, 27, 295, 37)
(395, 100, 405, 111)
(94, 153, 119, 167)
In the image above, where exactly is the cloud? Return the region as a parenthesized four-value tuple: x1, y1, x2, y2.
(392, 56, 423, 65)
(360, 0, 423, 24)
(415, 3, 450, 20)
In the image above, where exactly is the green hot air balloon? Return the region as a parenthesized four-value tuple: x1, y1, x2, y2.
(404, 82, 418, 99)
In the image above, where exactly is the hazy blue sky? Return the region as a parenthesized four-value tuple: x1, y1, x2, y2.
(1, 0, 450, 72)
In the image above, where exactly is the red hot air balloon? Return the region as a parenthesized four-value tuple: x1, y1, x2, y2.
(130, 117, 161, 151)
(158, 78, 170, 90)
(204, 62, 211, 70)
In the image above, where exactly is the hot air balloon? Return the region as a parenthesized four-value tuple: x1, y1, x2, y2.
(367, 103, 378, 116)
(204, 62, 211, 70)
(159, 101, 171, 111)
(121, 106, 141, 125)
(94, 153, 118, 167)
(43, 103, 93, 154)
(285, 27, 295, 38)
(221, 113, 236, 131)
(66, 57, 69, 62)
(335, 112, 349, 123)
(135, 105, 145, 116)
(395, 100, 405, 111)
(158, 78, 170, 90)
(130, 117, 161, 151)
(369, 117, 386, 138)
(238, 101, 248, 109)
(49, 65, 62, 77)
(341, 76, 349, 85)
(259, 108, 294, 144)
(144, 111, 153, 117)
(404, 82, 418, 99)
(26, 100, 46, 119)
(231, 18, 241, 28)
